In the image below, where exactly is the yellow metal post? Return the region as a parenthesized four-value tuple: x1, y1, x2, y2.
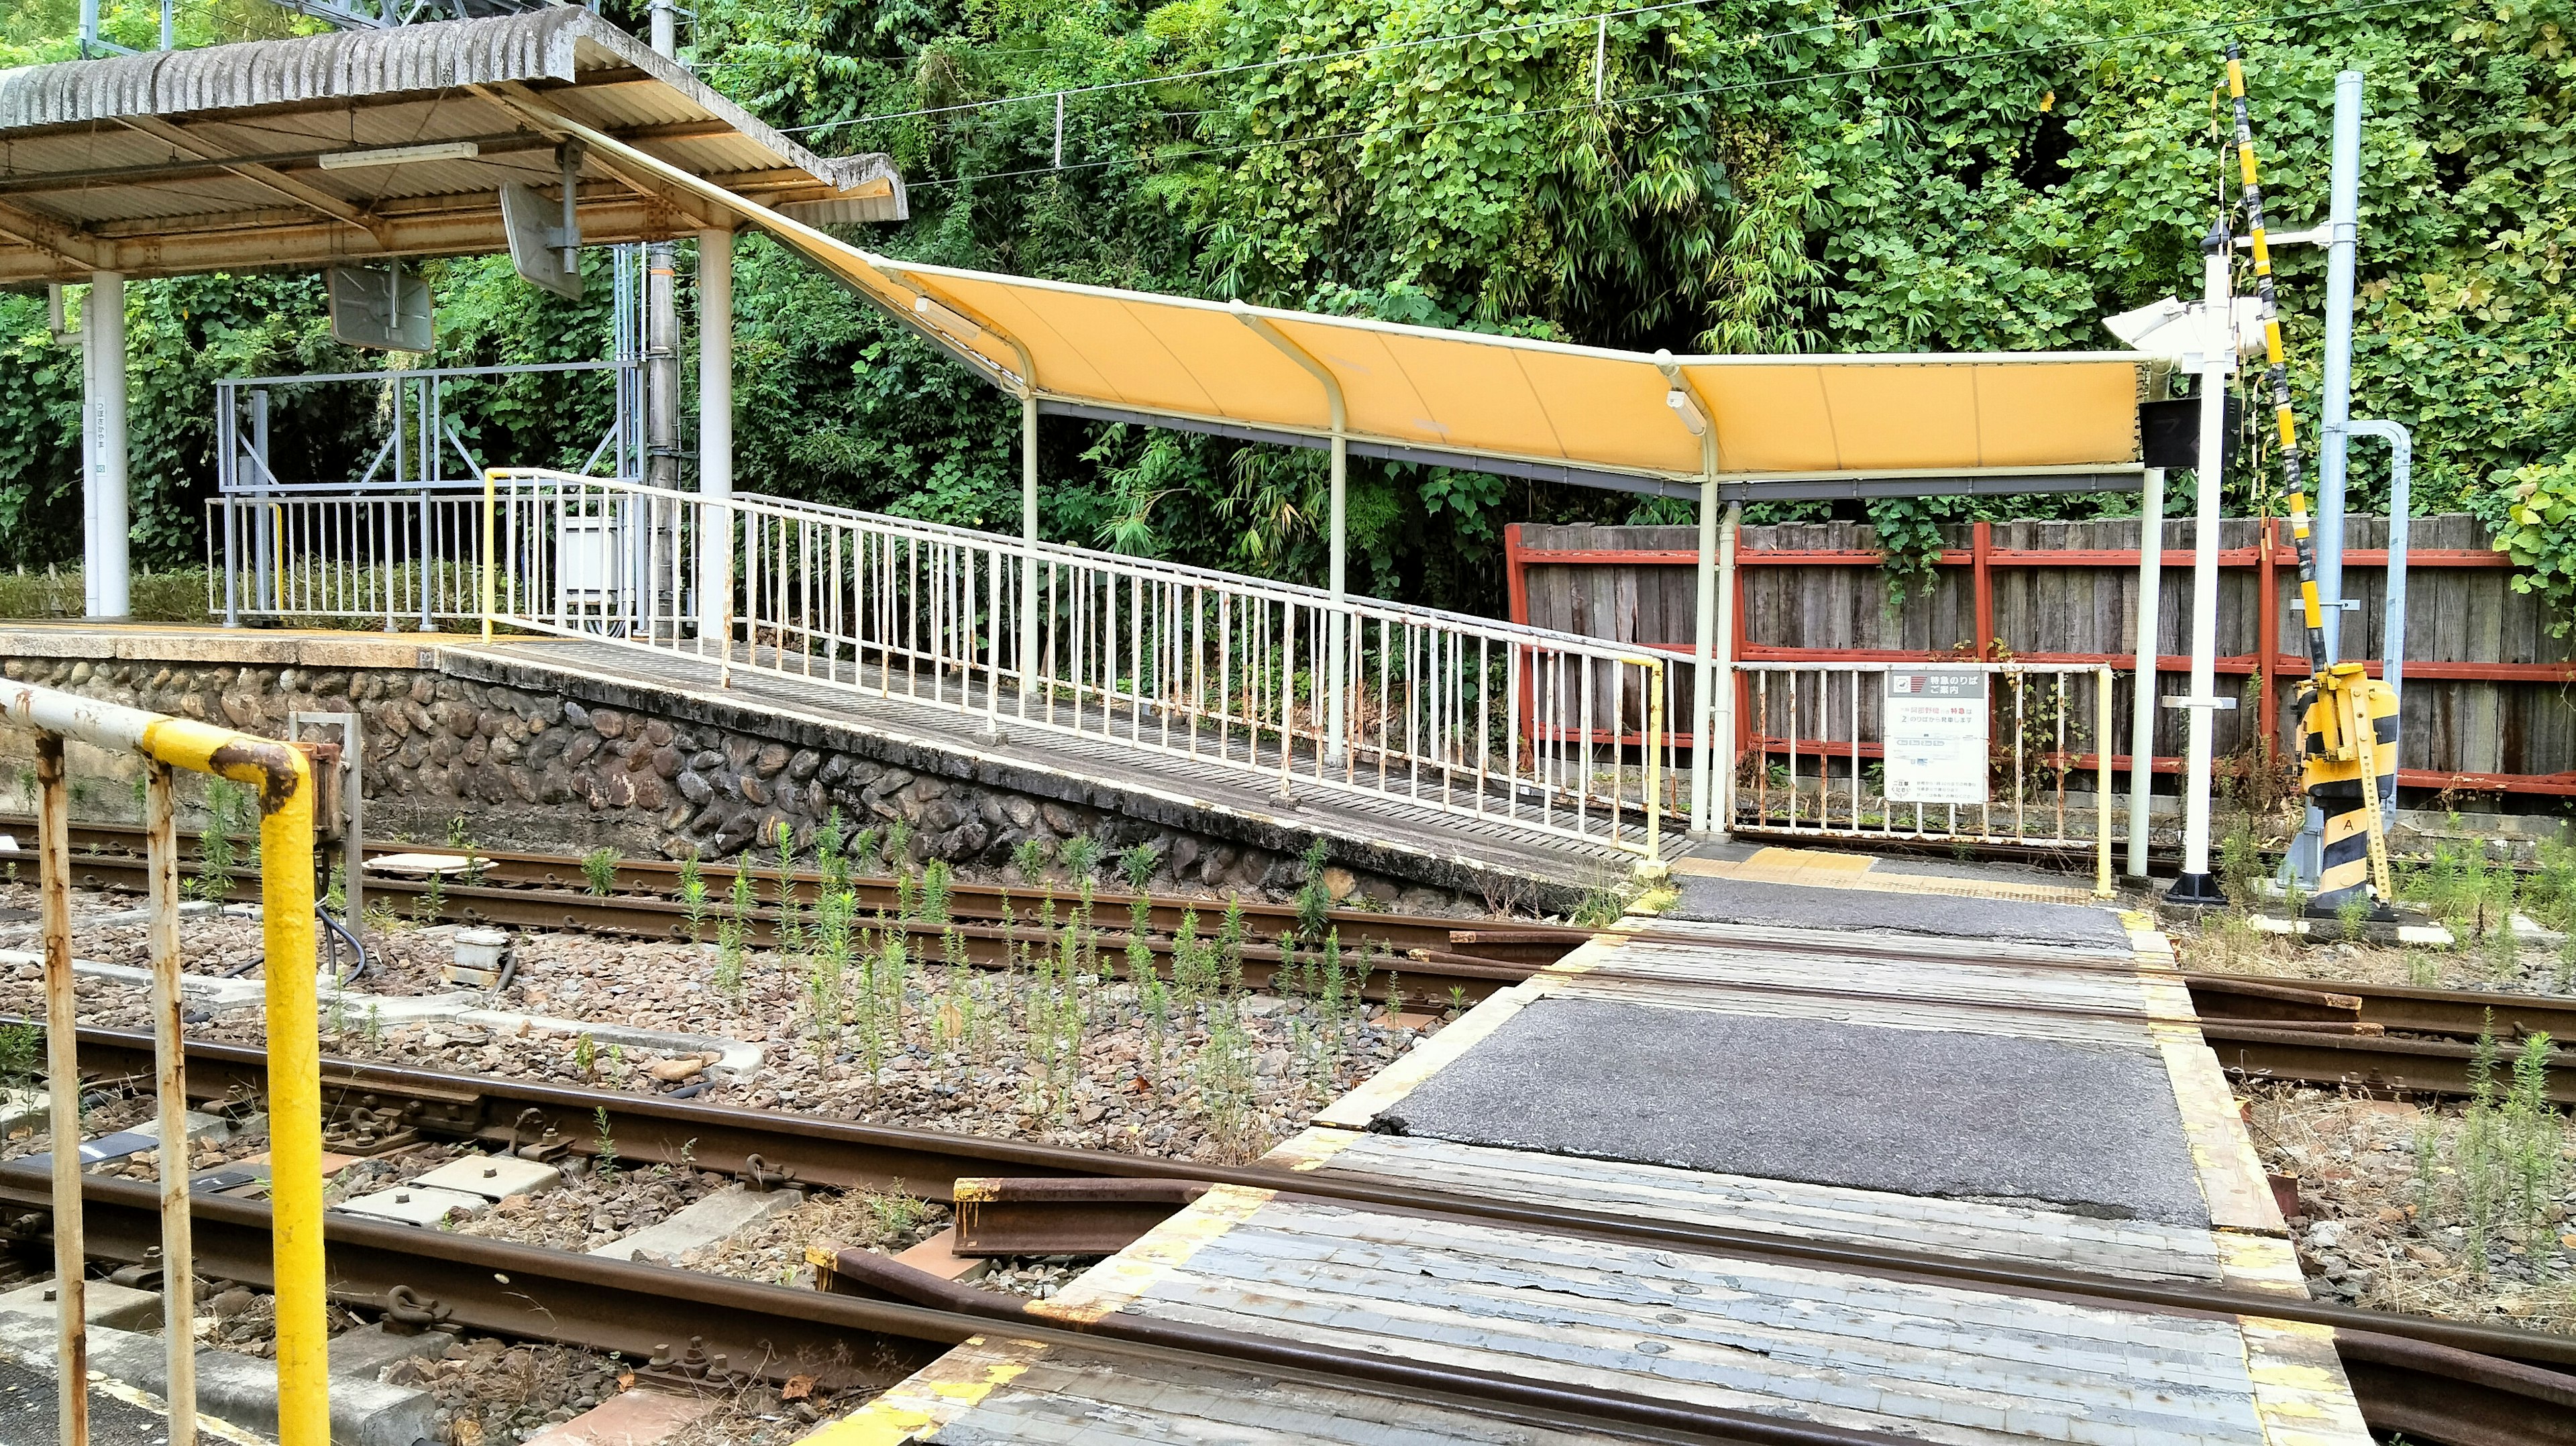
(256, 755, 325, 1446)
(2095, 668, 2114, 898)
(135, 720, 325, 1446)
(1640, 660, 1666, 878)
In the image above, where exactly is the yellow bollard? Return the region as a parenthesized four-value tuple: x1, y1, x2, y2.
(140, 721, 327, 1445)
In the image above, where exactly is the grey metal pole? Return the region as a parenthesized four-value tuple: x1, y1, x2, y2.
(2281, 70, 2365, 893)
(646, 7, 682, 490)
(2125, 467, 2165, 877)
(2315, 70, 2364, 665)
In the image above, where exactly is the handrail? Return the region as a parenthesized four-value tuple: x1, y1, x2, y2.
(0, 683, 325, 1446)
(529, 471, 1664, 665)
(480, 469, 1670, 863)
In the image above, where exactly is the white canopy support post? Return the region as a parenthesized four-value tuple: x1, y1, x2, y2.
(1711, 500, 1741, 836)
(1690, 475, 1720, 834)
(1653, 350, 1725, 837)
(85, 270, 129, 618)
(1234, 303, 1352, 759)
(696, 228, 734, 645)
(2126, 466, 2165, 877)
(1021, 389, 1039, 700)
(2168, 227, 2235, 905)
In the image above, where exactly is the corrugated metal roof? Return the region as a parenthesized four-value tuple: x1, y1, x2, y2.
(0, 9, 904, 284)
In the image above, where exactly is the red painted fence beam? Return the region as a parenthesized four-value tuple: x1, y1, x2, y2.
(1501, 523, 2572, 797)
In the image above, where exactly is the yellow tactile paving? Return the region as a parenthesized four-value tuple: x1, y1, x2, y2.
(1674, 844, 2100, 903)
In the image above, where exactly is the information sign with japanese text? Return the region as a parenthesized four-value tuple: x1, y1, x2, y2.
(1884, 669, 1989, 805)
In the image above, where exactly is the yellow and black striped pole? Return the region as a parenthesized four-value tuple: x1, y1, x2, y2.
(2226, 44, 2329, 680)
(2227, 45, 2396, 911)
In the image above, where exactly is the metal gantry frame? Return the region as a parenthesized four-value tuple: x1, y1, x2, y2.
(0, 682, 326, 1446)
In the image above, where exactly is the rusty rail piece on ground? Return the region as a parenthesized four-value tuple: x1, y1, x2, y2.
(28, 1024, 2576, 1387)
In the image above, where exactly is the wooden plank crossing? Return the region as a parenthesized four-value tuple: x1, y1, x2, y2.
(1033, 1196, 2326, 1446)
(808, 890, 2369, 1445)
(1268, 1130, 2230, 1285)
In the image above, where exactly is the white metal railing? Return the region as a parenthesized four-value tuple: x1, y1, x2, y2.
(207, 490, 486, 628)
(479, 472, 1671, 860)
(1735, 660, 2117, 889)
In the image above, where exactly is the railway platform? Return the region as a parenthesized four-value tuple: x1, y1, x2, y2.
(815, 859, 2373, 1445)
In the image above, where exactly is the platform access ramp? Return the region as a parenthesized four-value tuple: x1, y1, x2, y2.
(473, 472, 1673, 863)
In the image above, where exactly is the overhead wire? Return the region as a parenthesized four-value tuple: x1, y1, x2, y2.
(891, 0, 2446, 195)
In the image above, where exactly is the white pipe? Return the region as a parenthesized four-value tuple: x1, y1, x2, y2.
(1328, 427, 1347, 760)
(2172, 235, 2232, 901)
(696, 230, 733, 639)
(1713, 502, 1741, 834)
(1020, 392, 1039, 691)
(1689, 477, 1719, 834)
(2125, 466, 2165, 877)
(86, 271, 130, 619)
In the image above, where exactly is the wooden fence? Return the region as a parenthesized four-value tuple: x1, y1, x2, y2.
(1505, 515, 2576, 799)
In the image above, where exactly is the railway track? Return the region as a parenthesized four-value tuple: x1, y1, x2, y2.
(9, 1024, 2573, 1445)
(23, 818, 2576, 1098)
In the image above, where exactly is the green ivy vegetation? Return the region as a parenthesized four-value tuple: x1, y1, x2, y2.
(1, 0, 2569, 628)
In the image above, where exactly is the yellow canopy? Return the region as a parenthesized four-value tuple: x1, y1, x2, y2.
(512, 98, 2148, 498)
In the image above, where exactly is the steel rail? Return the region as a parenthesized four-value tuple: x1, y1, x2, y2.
(10, 1170, 2567, 1446)
(0, 1166, 1935, 1446)
(36, 848, 1538, 1003)
(2186, 971, 2576, 1042)
(32, 818, 2576, 1087)
(14, 814, 1574, 962)
(30, 1023, 2576, 1380)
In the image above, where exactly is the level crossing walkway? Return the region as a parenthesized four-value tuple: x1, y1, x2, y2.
(810, 864, 2372, 1446)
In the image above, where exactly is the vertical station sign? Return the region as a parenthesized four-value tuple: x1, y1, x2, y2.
(1884, 669, 1989, 805)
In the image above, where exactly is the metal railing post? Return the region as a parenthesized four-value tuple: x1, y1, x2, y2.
(144, 760, 195, 1443)
(1642, 661, 1665, 873)
(482, 470, 497, 645)
(36, 736, 85, 1446)
(2096, 667, 2114, 898)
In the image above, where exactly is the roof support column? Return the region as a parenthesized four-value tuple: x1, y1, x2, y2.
(696, 228, 733, 643)
(1233, 304, 1351, 760)
(1327, 423, 1348, 762)
(1656, 353, 1729, 838)
(83, 271, 129, 619)
(1021, 390, 1040, 703)
(1692, 488, 1740, 838)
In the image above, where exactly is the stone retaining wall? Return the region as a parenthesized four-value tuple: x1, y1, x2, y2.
(0, 646, 1465, 911)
